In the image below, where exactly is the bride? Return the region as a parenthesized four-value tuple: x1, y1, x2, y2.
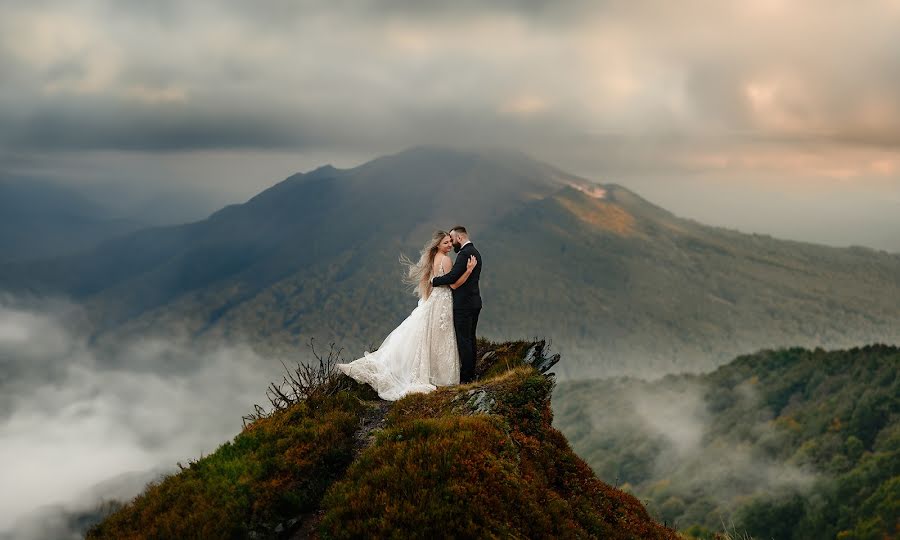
(337, 230, 477, 401)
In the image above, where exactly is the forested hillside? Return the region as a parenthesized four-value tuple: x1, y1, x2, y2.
(2, 148, 899, 380)
(554, 345, 899, 539)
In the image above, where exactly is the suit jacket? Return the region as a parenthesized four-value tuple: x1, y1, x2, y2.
(432, 242, 482, 310)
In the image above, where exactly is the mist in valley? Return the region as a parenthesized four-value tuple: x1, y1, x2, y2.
(0, 295, 285, 539)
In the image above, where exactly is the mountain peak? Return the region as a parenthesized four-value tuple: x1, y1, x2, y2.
(87, 340, 678, 539)
(8, 146, 899, 384)
(390, 143, 531, 160)
(308, 163, 338, 175)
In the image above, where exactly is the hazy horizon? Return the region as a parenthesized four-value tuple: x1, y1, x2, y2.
(1, 1, 898, 251)
(4, 145, 899, 255)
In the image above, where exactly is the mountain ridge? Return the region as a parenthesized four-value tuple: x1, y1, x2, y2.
(0, 177, 147, 263)
(1, 146, 898, 378)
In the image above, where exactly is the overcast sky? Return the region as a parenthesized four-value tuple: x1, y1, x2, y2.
(1, 0, 898, 249)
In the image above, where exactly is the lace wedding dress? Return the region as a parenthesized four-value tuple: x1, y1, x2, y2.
(337, 261, 460, 401)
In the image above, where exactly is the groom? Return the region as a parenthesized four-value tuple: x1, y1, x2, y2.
(432, 226, 482, 383)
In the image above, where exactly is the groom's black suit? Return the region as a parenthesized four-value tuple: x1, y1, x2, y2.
(432, 242, 482, 383)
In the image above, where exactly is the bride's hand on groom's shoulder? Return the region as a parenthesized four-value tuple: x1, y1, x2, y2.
(467, 255, 477, 269)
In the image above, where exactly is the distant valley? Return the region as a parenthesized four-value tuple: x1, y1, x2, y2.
(0, 177, 147, 263)
(553, 344, 899, 539)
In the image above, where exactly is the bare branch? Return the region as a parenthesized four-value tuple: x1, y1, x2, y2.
(244, 338, 357, 425)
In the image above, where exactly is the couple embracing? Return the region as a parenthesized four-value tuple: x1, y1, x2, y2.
(338, 226, 483, 401)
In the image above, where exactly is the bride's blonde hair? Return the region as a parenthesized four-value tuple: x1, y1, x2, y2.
(400, 230, 448, 300)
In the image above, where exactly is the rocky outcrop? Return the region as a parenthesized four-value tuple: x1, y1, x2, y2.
(88, 340, 677, 540)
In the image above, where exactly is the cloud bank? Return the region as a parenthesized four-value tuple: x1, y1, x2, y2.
(1, 0, 898, 155)
(0, 296, 283, 538)
(561, 375, 818, 527)
(0, 0, 897, 249)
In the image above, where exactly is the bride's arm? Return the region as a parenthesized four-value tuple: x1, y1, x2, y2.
(450, 256, 477, 290)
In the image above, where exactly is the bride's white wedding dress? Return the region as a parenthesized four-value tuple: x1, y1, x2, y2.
(337, 260, 460, 401)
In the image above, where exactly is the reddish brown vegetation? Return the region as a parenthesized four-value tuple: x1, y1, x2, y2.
(87, 341, 677, 539)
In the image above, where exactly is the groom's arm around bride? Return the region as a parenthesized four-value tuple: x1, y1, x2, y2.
(432, 226, 482, 383)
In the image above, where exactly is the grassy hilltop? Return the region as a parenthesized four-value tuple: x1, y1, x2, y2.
(87, 340, 678, 539)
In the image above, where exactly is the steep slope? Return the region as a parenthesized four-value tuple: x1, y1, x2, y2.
(0, 146, 576, 329)
(85, 340, 677, 539)
(553, 344, 900, 539)
(484, 184, 900, 376)
(2, 147, 899, 377)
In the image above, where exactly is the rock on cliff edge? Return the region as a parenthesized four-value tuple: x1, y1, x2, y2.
(87, 340, 678, 540)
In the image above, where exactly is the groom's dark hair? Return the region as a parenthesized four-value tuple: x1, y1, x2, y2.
(450, 225, 468, 236)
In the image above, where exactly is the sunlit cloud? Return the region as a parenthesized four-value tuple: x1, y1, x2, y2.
(0, 0, 897, 250)
(499, 94, 548, 116)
